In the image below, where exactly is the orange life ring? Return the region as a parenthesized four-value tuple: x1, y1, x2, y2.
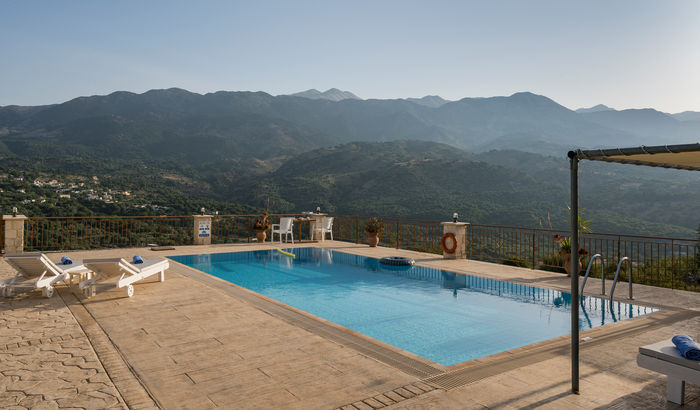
(441, 233, 457, 254)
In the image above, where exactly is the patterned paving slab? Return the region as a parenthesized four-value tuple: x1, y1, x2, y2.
(0, 289, 127, 409)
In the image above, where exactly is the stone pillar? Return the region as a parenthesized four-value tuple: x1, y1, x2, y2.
(440, 222, 469, 259)
(309, 213, 327, 241)
(193, 215, 212, 246)
(3, 215, 28, 254)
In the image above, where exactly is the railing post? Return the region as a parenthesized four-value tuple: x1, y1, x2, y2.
(395, 222, 399, 249)
(468, 225, 474, 259)
(355, 217, 359, 244)
(670, 239, 675, 290)
(531, 230, 536, 270)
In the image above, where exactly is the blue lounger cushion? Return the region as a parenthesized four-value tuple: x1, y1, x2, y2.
(672, 335, 700, 360)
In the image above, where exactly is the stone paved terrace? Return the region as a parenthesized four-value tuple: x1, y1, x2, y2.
(1, 241, 698, 409)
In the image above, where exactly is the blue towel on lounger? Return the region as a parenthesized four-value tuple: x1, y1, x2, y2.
(672, 335, 700, 360)
(61, 256, 73, 265)
(132, 255, 144, 264)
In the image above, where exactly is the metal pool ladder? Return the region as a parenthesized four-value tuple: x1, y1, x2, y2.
(580, 254, 605, 295)
(609, 256, 633, 301)
(580, 254, 633, 301)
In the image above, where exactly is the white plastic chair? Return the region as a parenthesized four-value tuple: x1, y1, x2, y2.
(313, 217, 334, 241)
(271, 217, 294, 244)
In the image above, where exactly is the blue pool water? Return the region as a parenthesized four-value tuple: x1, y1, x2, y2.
(170, 248, 656, 366)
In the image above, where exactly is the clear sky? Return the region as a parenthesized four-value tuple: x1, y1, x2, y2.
(2, 0, 699, 112)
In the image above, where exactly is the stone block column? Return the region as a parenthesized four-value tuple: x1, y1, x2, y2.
(3, 215, 28, 254)
(193, 215, 212, 246)
(308, 213, 327, 241)
(440, 222, 469, 259)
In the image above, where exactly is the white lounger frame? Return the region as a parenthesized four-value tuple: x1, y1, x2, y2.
(637, 340, 700, 405)
(1, 252, 86, 298)
(80, 258, 168, 298)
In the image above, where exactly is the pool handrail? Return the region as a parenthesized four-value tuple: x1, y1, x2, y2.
(580, 253, 605, 295)
(610, 256, 633, 301)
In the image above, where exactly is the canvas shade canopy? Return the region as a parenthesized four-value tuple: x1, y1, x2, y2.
(566, 142, 700, 394)
(572, 143, 700, 171)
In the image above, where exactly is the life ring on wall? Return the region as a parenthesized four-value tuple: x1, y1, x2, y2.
(441, 233, 457, 254)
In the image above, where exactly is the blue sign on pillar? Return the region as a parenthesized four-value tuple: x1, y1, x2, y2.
(198, 220, 211, 238)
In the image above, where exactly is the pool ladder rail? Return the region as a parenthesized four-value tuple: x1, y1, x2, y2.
(580, 254, 633, 301)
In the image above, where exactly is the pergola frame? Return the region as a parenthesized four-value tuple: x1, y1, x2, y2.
(566, 142, 700, 393)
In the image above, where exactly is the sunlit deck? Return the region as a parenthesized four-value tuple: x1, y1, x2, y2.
(1, 241, 698, 409)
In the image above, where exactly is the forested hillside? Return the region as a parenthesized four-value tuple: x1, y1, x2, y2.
(1, 89, 698, 237)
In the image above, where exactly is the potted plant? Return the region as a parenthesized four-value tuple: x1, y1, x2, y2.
(553, 235, 588, 277)
(253, 212, 271, 243)
(364, 217, 385, 247)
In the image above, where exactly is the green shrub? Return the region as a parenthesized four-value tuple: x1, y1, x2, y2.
(502, 258, 531, 268)
(539, 253, 566, 273)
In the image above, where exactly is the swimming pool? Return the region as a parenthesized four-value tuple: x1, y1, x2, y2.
(170, 248, 656, 366)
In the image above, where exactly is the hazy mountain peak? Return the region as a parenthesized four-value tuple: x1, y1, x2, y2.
(510, 91, 538, 98)
(576, 104, 614, 113)
(405, 95, 450, 108)
(290, 88, 361, 101)
(507, 92, 562, 107)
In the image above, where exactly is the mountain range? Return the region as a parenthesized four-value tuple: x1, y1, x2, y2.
(0, 88, 698, 237)
(2, 88, 699, 157)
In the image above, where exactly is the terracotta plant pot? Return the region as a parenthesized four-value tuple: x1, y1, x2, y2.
(256, 230, 267, 243)
(563, 253, 582, 277)
(367, 232, 379, 247)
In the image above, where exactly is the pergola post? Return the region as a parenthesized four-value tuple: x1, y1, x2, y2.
(568, 151, 580, 394)
(565, 142, 699, 395)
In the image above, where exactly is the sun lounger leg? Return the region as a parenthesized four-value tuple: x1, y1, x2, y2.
(666, 376, 685, 404)
(83, 285, 96, 298)
(42, 286, 54, 298)
(159, 269, 165, 282)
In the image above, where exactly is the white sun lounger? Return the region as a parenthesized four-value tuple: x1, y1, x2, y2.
(637, 339, 700, 405)
(80, 258, 168, 298)
(1, 252, 88, 298)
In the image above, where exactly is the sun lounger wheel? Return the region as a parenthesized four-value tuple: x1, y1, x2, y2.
(125, 284, 134, 297)
(42, 286, 54, 298)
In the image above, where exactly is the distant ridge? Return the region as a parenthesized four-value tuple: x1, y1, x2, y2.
(405, 95, 450, 108)
(579, 108, 691, 138)
(290, 88, 361, 101)
(671, 111, 700, 122)
(575, 104, 613, 113)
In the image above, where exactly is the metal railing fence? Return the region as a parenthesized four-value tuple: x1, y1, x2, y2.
(329, 216, 698, 292)
(464, 223, 698, 291)
(210, 214, 313, 244)
(331, 215, 444, 253)
(24, 216, 193, 251)
(18, 214, 698, 291)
